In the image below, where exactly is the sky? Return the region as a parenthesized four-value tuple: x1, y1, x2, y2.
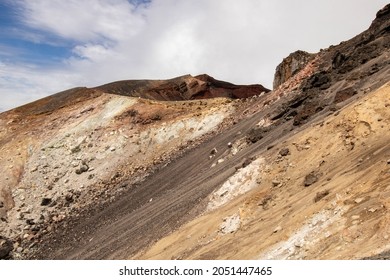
(0, 0, 388, 112)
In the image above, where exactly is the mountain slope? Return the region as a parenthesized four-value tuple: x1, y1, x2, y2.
(1, 4, 389, 260)
(134, 5, 390, 259)
(0, 74, 266, 259)
(137, 82, 390, 259)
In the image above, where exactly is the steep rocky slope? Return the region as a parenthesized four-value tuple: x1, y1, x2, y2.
(138, 83, 390, 259)
(0, 4, 389, 260)
(135, 5, 390, 260)
(0, 77, 267, 259)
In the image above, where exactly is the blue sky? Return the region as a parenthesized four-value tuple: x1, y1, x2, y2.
(0, 0, 388, 112)
(0, 1, 72, 66)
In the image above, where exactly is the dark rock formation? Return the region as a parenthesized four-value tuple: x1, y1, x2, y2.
(0, 236, 13, 259)
(273, 50, 315, 89)
(268, 3, 390, 127)
(369, 3, 390, 35)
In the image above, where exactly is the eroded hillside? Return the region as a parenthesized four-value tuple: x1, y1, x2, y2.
(0, 4, 389, 260)
(137, 83, 390, 260)
(0, 77, 267, 259)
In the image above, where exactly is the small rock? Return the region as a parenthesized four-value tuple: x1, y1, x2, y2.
(351, 215, 360, 220)
(0, 208, 7, 222)
(273, 226, 282, 233)
(217, 158, 225, 164)
(314, 190, 330, 202)
(57, 214, 66, 221)
(110, 146, 116, 152)
(304, 172, 319, 187)
(272, 180, 281, 187)
(279, 148, 290, 156)
(210, 148, 218, 155)
(26, 219, 35, 225)
(354, 198, 364, 204)
(242, 157, 254, 168)
(120, 183, 128, 188)
(294, 242, 303, 248)
(41, 198, 52, 206)
(16, 247, 23, 253)
(80, 164, 89, 172)
(75, 164, 89, 174)
(387, 159, 390, 165)
(0, 236, 13, 259)
(220, 214, 241, 234)
(31, 225, 40, 232)
(227, 142, 233, 148)
(65, 194, 74, 203)
(70, 145, 81, 153)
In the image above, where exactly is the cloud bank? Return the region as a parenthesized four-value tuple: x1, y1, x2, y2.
(0, 0, 388, 111)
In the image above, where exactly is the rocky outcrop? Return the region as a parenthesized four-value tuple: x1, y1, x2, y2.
(369, 3, 390, 35)
(268, 3, 390, 127)
(273, 50, 314, 89)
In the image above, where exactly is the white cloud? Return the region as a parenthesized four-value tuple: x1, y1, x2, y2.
(19, 0, 146, 42)
(1, 0, 389, 112)
(0, 61, 79, 111)
(72, 44, 112, 61)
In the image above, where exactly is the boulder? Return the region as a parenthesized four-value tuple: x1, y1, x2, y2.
(273, 50, 315, 89)
(0, 236, 13, 259)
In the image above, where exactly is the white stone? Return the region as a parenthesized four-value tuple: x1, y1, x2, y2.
(219, 214, 241, 234)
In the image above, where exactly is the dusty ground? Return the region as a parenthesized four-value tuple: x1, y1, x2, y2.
(137, 83, 390, 260)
